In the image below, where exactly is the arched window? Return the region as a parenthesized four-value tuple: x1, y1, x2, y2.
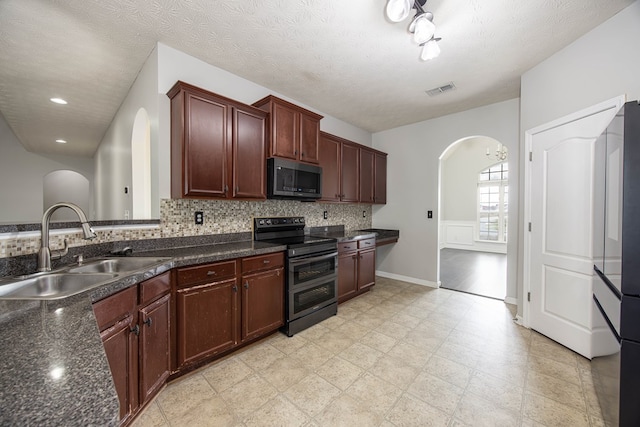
(131, 108, 151, 219)
(477, 162, 508, 242)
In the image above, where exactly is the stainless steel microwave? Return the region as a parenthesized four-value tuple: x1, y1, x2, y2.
(267, 157, 322, 200)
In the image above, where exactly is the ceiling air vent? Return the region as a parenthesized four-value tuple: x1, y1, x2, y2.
(426, 82, 456, 97)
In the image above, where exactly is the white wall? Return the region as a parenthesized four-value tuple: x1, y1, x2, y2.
(155, 43, 372, 201)
(94, 47, 159, 220)
(518, 0, 640, 313)
(372, 99, 520, 296)
(0, 112, 94, 223)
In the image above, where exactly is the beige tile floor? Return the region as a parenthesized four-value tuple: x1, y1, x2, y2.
(132, 277, 604, 427)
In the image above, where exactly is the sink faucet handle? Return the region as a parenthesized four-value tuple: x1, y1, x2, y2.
(73, 254, 84, 265)
(50, 239, 69, 261)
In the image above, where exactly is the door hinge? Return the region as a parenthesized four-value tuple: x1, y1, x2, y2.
(527, 292, 531, 302)
(529, 151, 533, 161)
(528, 222, 531, 232)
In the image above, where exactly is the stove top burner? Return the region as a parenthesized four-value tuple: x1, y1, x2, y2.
(253, 216, 337, 257)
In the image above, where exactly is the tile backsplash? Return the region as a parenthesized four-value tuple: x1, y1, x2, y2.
(0, 199, 372, 259)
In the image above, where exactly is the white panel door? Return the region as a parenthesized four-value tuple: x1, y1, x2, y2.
(529, 104, 621, 358)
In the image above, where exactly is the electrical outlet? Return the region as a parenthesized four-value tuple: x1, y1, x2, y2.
(195, 211, 204, 225)
(323, 211, 328, 220)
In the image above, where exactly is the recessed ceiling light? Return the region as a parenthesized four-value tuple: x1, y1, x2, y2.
(55, 139, 67, 144)
(50, 98, 67, 105)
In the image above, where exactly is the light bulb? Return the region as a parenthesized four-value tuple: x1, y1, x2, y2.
(386, 0, 412, 23)
(421, 39, 441, 61)
(411, 14, 435, 44)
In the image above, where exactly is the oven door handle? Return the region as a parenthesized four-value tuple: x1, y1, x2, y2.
(288, 251, 338, 266)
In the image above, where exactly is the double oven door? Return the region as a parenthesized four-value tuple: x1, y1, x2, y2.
(287, 250, 338, 321)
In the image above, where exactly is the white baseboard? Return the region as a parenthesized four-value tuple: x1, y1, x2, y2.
(504, 296, 517, 306)
(514, 314, 526, 327)
(375, 270, 439, 288)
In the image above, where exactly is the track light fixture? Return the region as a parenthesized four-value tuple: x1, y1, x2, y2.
(385, 0, 441, 61)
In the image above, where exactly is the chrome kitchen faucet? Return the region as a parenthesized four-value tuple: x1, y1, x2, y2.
(37, 202, 97, 272)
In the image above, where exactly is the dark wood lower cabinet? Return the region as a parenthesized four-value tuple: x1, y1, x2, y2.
(139, 293, 171, 404)
(357, 249, 376, 291)
(242, 267, 284, 341)
(175, 253, 284, 371)
(100, 315, 138, 424)
(338, 249, 358, 302)
(176, 278, 239, 366)
(94, 253, 285, 425)
(337, 238, 376, 303)
(93, 272, 171, 426)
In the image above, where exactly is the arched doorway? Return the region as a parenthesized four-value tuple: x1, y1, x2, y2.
(131, 108, 151, 219)
(438, 136, 508, 299)
(43, 170, 90, 221)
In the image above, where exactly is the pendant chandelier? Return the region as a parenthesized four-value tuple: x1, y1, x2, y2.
(385, 0, 441, 61)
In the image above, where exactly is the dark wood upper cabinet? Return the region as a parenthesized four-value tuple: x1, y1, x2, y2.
(318, 131, 388, 204)
(359, 149, 375, 204)
(232, 107, 267, 198)
(340, 142, 360, 203)
(318, 132, 341, 202)
(168, 81, 267, 200)
(374, 152, 387, 204)
(253, 95, 323, 164)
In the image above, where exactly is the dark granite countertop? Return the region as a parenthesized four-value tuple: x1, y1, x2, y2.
(0, 238, 286, 426)
(308, 225, 399, 245)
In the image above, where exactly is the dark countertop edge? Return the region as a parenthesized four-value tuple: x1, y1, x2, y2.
(0, 239, 286, 426)
(308, 227, 399, 243)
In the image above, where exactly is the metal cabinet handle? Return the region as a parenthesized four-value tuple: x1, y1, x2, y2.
(207, 271, 217, 276)
(232, 284, 238, 292)
(244, 281, 249, 289)
(143, 317, 153, 327)
(263, 259, 270, 264)
(224, 185, 229, 193)
(130, 324, 140, 336)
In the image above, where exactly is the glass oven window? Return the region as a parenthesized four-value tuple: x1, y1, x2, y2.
(291, 256, 336, 286)
(293, 280, 336, 315)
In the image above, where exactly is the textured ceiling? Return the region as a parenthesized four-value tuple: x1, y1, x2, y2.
(0, 0, 634, 157)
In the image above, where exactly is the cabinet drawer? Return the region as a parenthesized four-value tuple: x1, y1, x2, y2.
(358, 238, 376, 250)
(338, 241, 357, 252)
(242, 252, 284, 274)
(176, 260, 237, 287)
(139, 271, 171, 306)
(93, 286, 138, 331)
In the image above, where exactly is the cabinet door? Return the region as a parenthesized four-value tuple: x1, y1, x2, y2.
(183, 92, 229, 198)
(374, 152, 387, 204)
(318, 133, 341, 201)
(176, 278, 239, 367)
(232, 107, 267, 199)
(359, 149, 375, 203)
(338, 251, 358, 301)
(299, 113, 320, 164)
(271, 102, 298, 160)
(341, 143, 360, 202)
(241, 267, 285, 341)
(357, 249, 376, 291)
(139, 293, 170, 405)
(100, 315, 138, 424)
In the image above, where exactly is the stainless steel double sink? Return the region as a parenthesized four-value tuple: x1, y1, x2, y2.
(0, 257, 170, 300)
